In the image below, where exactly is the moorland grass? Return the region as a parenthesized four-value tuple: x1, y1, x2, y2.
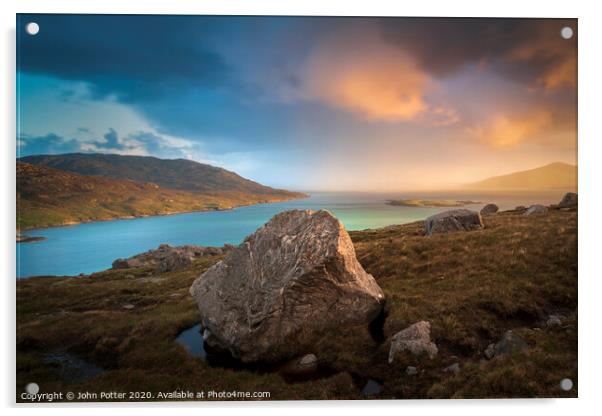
(16, 207, 577, 401)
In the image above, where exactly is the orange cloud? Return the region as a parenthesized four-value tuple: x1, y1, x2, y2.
(300, 35, 432, 122)
(467, 111, 553, 149)
(507, 25, 576, 92)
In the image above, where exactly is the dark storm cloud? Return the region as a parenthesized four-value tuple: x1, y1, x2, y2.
(18, 133, 81, 156)
(17, 14, 231, 102)
(380, 18, 577, 87)
(93, 128, 121, 150)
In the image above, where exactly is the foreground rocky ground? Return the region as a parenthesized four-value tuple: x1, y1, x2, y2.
(16, 206, 577, 401)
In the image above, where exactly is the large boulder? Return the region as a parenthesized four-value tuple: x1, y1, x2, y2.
(112, 244, 223, 272)
(388, 321, 438, 363)
(558, 192, 578, 207)
(480, 203, 499, 215)
(425, 209, 484, 236)
(189, 210, 385, 363)
(524, 204, 549, 216)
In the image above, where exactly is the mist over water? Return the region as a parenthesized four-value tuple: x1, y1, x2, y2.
(17, 190, 566, 278)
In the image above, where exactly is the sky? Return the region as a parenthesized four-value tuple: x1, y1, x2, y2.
(16, 15, 577, 191)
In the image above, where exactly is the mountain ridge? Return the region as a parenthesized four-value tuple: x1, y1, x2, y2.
(467, 162, 577, 191)
(20, 153, 295, 196)
(17, 156, 306, 230)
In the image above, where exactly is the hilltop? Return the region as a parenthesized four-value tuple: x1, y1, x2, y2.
(467, 162, 577, 191)
(21, 153, 300, 196)
(17, 160, 305, 230)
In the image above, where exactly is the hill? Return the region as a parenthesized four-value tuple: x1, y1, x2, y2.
(20, 153, 299, 196)
(17, 161, 305, 230)
(467, 162, 577, 191)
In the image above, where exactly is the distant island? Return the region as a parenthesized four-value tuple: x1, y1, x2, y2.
(466, 162, 577, 191)
(386, 199, 481, 208)
(17, 153, 307, 230)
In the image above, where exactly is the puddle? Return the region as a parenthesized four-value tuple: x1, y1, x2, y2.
(361, 379, 382, 396)
(44, 352, 105, 383)
(176, 324, 207, 359)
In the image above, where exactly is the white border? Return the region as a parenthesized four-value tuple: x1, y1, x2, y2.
(2, 1, 601, 415)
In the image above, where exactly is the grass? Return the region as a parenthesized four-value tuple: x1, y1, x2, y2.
(16, 207, 577, 401)
(17, 161, 306, 230)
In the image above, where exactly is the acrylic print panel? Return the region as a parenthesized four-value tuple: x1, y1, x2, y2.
(16, 14, 577, 402)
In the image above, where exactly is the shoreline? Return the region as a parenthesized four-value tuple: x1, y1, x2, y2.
(17, 193, 310, 234)
(17, 205, 523, 280)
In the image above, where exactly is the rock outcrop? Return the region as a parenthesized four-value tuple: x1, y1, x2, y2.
(112, 244, 223, 273)
(558, 192, 577, 207)
(546, 315, 563, 328)
(485, 330, 528, 359)
(524, 204, 549, 216)
(480, 203, 499, 215)
(424, 209, 484, 236)
(388, 321, 438, 363)
(189, 210, 385, 363)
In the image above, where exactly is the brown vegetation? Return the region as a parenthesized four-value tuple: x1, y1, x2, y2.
(16, 207, 577, 401)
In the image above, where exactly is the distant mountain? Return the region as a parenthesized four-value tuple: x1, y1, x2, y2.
(20, 153, 296, 197)
(17, 158, 306, 230)
(467, 162, 577, 191)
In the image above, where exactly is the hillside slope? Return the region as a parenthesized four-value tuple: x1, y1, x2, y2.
(17, 162, 304, 230)
(21, 153, 297, 196)
(467, 162, 577, 191)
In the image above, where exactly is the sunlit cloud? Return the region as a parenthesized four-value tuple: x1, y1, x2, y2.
(467, 111, 553, 149)
(298, 34, 433, 122)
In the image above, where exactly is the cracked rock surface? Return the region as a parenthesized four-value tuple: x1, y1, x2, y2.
(190, 209, 385, 362)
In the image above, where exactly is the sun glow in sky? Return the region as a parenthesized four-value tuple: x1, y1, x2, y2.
(17, 15, 577, 191)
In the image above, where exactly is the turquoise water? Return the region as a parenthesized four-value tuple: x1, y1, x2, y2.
(16, 191, 565, 278)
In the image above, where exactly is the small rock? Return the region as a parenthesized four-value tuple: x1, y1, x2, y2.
(405, 366, 418, 375)
(424, 209, 484, 236)
(484, 343, 496, 359)
(389, 321, 438, 363)
(524, 204, 549, 216)
(494, 330, 528, 356)
(122, 304, 135, 310)
(547, 315, 563, 328)
(361, 379, 381, 396)
(202, 328, 212, 341)
(558, 192, 577, 208)
(515, 205, 527, 211)
(444, 363, 460, 374)
(480, 203, 499, 215)
(281, 353, 318, 376)
(298, 353, 318, 369)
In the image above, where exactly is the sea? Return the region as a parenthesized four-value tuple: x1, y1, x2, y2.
(16, 190, 566, 278)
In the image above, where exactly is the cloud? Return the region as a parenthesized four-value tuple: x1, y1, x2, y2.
(467, 110, 553, 149)
(17, 14, 230, 102)
(381, 18, 577, 92)
(17, 133, 81, 156)
(18, 128, 201, 160)
(299, 37, 432, 121)
(93, 128, 121, 150)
